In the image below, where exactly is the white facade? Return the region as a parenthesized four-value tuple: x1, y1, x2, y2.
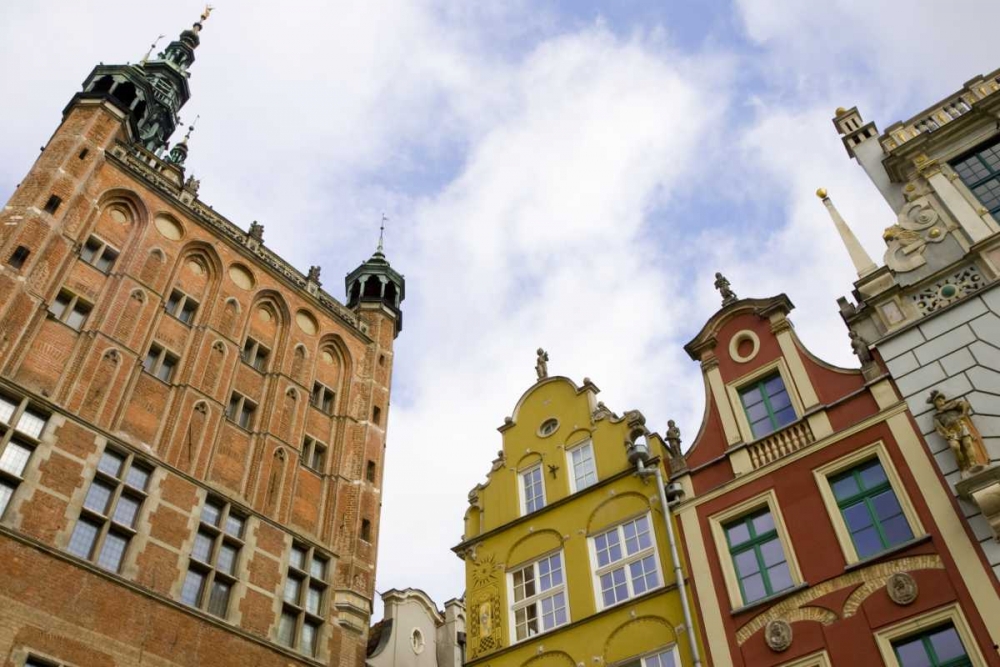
(367, 589, 465, 667)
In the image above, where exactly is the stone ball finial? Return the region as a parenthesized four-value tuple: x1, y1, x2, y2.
(816, 188, 828, 199)
(835, 107, 847, 116)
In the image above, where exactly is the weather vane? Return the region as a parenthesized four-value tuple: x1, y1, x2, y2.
(201, 5, 214, 23)
(183, 115, 200, 143)
(140, 35, 166, 65)
(377, 213, 388, 253)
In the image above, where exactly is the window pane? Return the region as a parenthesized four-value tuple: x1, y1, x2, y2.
(300, 620, 319, 656)
(277, 611, 296, 646)
(0, 480, 15, 516)
(201, 501, 223, 527)
(181, 568, 205, 606)
(766, 561, 793, 593)
(541, 591, 566, 630)
(207, 580, 231, 617)
(773, 406, 796, 428)
(156, 356, 175, 382)
(306, 584, 323, 615)
(768, 390, 792, 411)
(740, 386, 764, 408)
(751, 511, 775, 536)
(224, 513, 245, 538)
(113, 494, 141, 528)
(290, 545, 306, 570)
(180, 300, 198, 323)
(571, 442, 597, 490)
(166, 291, 181, 313)
(97, 531, 128, 572)
(872, 490, 904, 521)
(284, 575, 302, 604)
(81, 238, 101, 262)
(217, 543, 238, 575)
(191, 531, 213, 563)
(0, 396, 16, 424)
(49, 294, 69, 319)
(84, 480, 115, 515)
(881, 515, 914, 547)
(96, 249, 117, 272)
(734, 550, 760, 578)
(764, 375, 786, 395)
(741, 572, 767, 603)
(744, 401, 769, 423)
(859, 460, 887, 489)
(831, 474, 860, 501)
(0, 440, 33, 476)
(125, 464, 151, 491)
(759, 538, 785, 567)
(66, 306, 88, 330)
(143, 349, 158, 373)
(68, 519, 100, 558)
(852, 525, 883, 559)
(726, 521, 751, 547)
(15, 410, 46, 439)
(98, 450, 125, 477)
(928, 625, 967, 662)
(842, 502, 874, 532)
(310, 556, 326, 580)
(894, 636, 932, 667)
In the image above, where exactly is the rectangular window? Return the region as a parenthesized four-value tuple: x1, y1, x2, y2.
(8, 245, 30, 269)
(310, 382, 335, 414)
(302, 436, 327, 473)
(182, 497, 245, 618)
(952, 137, 1000, 217)
(142, 343, 179, 383)
(830, 458, 914, 560)
(361, 518, 372, 542)
(80, 236, 119, 272)
(366, 460, 376, 483)
(67, 447, 151, 573)
(509, 552, 568, 641)
(48, 290, 92, 331)
(520, 465, 545, 515)
(166, 289, 199, 324)
(892, 623, 971, 667)
(0, 395, 47, 518)
(723, 508, 793, 604)
(519, 464, 545, 514)
(278, 542, 329, 657)
(621, 648, 680, 667)
(241, 337, 270, 372)
(739, 373, 796, 439)
(43, 194, 62, 214)
(226, 393, 257, 431)
(592, 514, 662, 608)
(568, 440, 597, 492)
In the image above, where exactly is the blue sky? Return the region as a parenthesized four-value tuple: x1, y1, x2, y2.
(2, 0, 999, 617)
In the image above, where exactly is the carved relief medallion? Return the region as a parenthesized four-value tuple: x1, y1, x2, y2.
(887, 572, 918, 606)
(764, 620, 792, 652)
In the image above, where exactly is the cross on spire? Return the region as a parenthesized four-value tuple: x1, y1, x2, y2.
(377, 213, 388, 254)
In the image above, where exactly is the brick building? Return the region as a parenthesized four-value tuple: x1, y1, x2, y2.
(0, 11, 404, 667)
(672, 290, 1000, 665)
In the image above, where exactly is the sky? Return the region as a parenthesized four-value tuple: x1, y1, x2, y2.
(2, 0, 999, 620)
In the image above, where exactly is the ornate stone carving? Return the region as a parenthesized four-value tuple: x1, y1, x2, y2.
(714, 272, 737, 306)
(764, 619, 792, 652)
(928, 389, 988, 475)
(307, 265, 322, 284)
(886, 572, 918, 606)
(911, 265, 985, 315)
(248, 220, 264, 243)
(882, 198, 946, 273)
(535, 348, 549, 380)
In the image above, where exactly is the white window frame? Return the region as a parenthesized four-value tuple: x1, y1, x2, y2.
(618, 646, 681, 667)
(589, 512, 664, 610)
(566, 439, 597, 493)
(518, 463, 545, 516)
(507, 550, 569, 642)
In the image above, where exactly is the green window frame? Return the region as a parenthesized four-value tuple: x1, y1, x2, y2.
(829, 459, 913, 560)
(951, 137, 1000, 217)
(738, 373, 796, 439)
(723, 508, 793, 605)
(892, 623, 971, 667)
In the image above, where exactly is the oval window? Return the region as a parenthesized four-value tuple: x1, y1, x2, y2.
(538, 418, 559, 437)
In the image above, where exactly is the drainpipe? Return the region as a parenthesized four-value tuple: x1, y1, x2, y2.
(633, 451, 701, 667)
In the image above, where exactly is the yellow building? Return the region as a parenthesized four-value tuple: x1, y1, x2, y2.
(453, 363, 704, 667)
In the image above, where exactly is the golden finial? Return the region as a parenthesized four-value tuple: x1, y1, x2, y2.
(201, 5, 214, 23)
(816, 188, 828, 199)
(835, 107, 847, 116)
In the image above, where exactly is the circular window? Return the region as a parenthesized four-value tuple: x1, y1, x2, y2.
(729, 329, 760, 364)
(411, 628, 425, 654)
(538, 418, 559, 437)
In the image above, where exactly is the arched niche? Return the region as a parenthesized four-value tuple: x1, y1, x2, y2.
(586, 492, 652, 535)
(506, 529, 564, 570)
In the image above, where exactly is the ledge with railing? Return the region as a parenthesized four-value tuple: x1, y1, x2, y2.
(746, 419, 815, 470)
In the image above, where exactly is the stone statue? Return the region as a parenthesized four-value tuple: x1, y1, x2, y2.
(307, 265, 322, 284)
(849, 330, 873, 365)
(714, 272, 737, 306)
(928, 389, 986, 474)
(248, 220, 265, 243)
(665, 420, 681, 458)
(535, 348, 549, 380)
(183, 174, 200, 195)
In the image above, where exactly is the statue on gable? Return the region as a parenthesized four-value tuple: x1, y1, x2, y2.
(183, 174, 201, 195)
(307, 265, 322, 284)
(849, 330, 874, 365)
(665, 420, 682, 458)
(248, 220, 264, 243)
(535, 348, 549, 380)
(714, 272, 737, 306)
(928, 389, 988, 475)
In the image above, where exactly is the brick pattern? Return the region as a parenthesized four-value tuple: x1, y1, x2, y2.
(879, 288, 1000, 579)
(0, 101, 400, 665)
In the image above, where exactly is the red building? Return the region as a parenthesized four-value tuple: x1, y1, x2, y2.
(670, 291, 1000, 665)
